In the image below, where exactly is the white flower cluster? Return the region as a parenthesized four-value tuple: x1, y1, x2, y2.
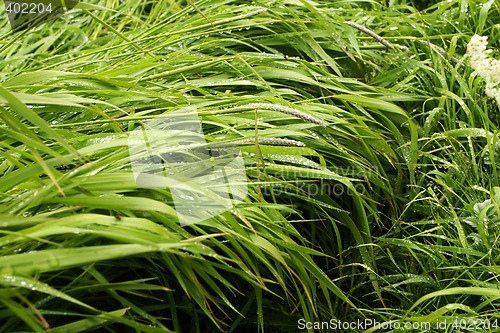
(467, 34, 500, 105)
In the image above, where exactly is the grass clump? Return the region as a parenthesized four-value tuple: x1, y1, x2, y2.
(0, 0, 499, 332)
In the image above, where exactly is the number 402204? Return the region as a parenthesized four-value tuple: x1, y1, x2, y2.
(5, 2, 53, 14)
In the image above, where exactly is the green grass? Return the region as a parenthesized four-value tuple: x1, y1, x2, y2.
(0, 0, 500, 332)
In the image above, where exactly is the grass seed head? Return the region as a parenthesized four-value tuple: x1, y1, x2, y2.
(244, 103, 327, 126)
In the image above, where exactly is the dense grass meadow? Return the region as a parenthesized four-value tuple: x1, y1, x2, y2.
(1, 0, 500, 331)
